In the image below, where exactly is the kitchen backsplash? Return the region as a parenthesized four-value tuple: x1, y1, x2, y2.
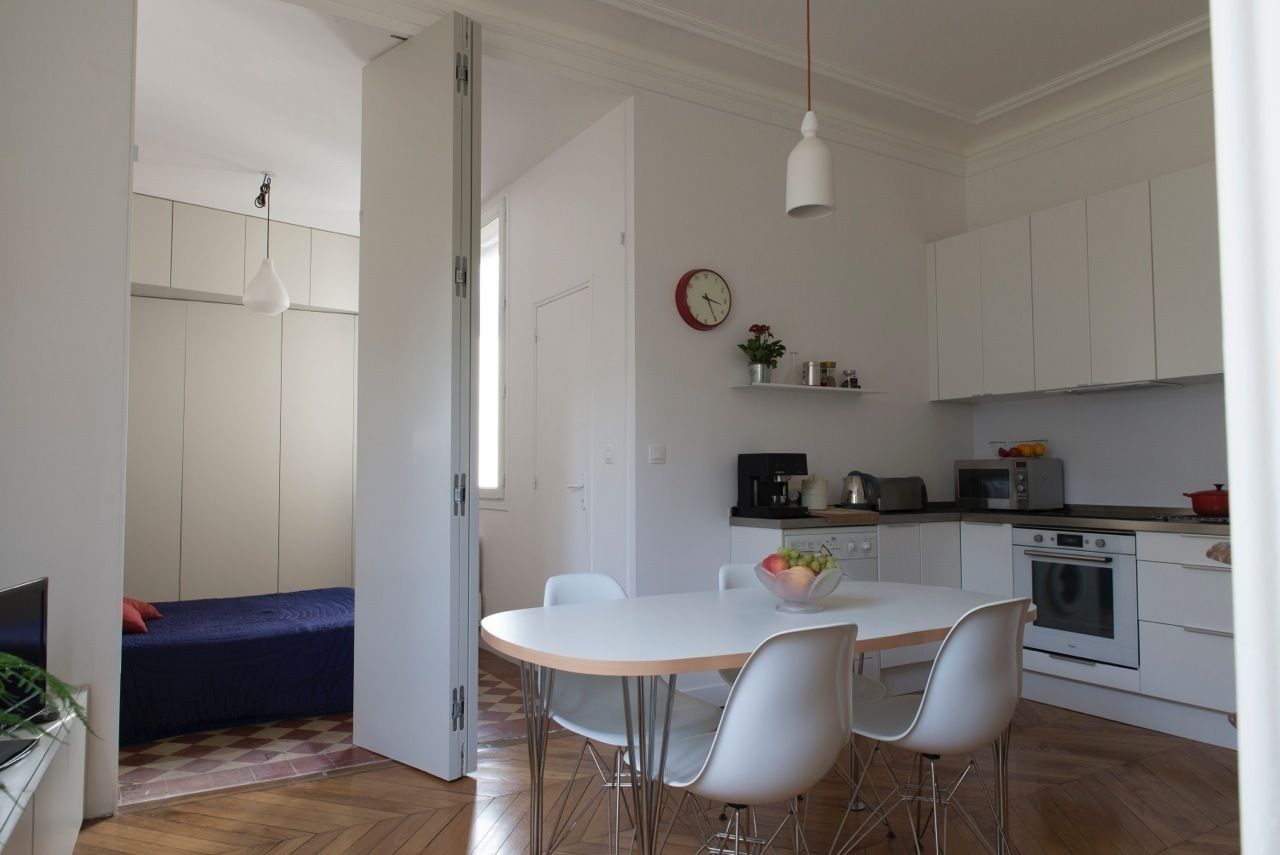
(970, 381, 1227, 509)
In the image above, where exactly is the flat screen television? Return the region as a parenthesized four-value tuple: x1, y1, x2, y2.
(0, 578, 49, 723)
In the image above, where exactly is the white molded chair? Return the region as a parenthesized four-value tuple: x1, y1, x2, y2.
(543, 573, 722, 853)
(662, 622, 857, 853)
(716, 563, 888, 704)
(832, 598, 1031, 855)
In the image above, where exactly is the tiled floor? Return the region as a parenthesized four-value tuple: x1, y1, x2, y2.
(117, 652, 538, 807)
(117, 713, 383, 807)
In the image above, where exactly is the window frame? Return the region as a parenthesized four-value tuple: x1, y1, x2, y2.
(477, 198, 507, 505)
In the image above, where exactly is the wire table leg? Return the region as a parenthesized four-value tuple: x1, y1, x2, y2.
(621, 674, 678, 855)
(520, 661, 555, 855)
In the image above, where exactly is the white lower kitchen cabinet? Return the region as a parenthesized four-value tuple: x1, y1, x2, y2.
(960, 521, 1013, 597)
(1139, 620, 1235, 712)
(878, 521, 961, 667)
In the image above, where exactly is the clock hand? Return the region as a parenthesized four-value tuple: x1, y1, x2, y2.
(701, 294, 722, 322)
(701, 293, 723, 305)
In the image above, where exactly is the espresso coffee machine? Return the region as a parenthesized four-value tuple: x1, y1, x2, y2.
(735, 453, 809, 519)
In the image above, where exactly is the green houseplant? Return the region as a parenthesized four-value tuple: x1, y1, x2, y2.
(0, 654, 88, 739)
(738, 323, 787, 384)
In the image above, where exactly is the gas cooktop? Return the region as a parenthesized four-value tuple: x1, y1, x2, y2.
(1141, 514, 1229, 524)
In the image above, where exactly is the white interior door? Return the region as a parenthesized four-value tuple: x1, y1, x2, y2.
(534, 286, 593, 581)
(354, 12, 479, 780)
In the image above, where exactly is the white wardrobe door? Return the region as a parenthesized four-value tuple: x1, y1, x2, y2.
(171, 203, 246, 297)
(310, 231, 360, 312)
(124, 297, 185, 601)
(279, 311, 356, 591)
(181, 302, 281, 599)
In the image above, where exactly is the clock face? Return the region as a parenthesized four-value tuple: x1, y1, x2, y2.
(676, 269, 732, 330)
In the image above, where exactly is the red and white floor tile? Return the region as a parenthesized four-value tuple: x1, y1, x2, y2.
(117, 713, 383, 807)
(118, 653, 542, 807)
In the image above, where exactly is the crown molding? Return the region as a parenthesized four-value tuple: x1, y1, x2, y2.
(594, 0, 1209, 127)
(965, 64, 1213, 177)
(974, 14, 1210, 121)
(289, 0, 1212, 181)
(592, 0, 976, 122)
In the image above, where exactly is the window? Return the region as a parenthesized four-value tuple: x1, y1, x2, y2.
(477, 203, 505, 500)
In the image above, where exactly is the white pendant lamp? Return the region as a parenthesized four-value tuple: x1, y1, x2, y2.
(244, 173, 290, 315)
(786, 0, 835, 219)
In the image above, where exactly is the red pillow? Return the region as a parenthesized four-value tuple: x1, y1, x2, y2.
(122, 601, 147, 634)
(124, 597, 163, 620)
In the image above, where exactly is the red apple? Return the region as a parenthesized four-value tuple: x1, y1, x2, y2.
(761, 553, 790, 575)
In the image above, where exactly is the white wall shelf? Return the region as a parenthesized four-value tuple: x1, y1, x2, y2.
(730, 382, 883, 395)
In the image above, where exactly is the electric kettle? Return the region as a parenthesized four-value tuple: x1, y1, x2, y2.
(839, 471, 880, 510)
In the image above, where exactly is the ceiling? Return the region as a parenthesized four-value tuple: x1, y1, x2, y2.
(133, 0, 627, 234)
(597, 0, 1209, 122)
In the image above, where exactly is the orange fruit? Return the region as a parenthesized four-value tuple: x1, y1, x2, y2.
(1018, 443, 1034, 457)
(1033, 442, 1047, 457)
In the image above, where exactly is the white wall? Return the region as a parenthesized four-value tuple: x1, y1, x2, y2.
(971, 382, 1227, 507)
(479, 102, 631, 615)
(964, 93, 1224, 507)
(0, 0, 135, 817)
(631, 91, 971, 597)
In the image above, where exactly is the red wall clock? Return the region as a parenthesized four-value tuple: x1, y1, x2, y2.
(675, 269, 732, 330)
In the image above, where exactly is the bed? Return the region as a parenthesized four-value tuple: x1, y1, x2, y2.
(120, 587, 354, 746)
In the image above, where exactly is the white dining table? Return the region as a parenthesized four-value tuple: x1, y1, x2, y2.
(480, 580, 1031, 855)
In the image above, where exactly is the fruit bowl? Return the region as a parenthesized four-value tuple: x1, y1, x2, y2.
(990, 439, 1049, 458)
(754, 564, 843, 614)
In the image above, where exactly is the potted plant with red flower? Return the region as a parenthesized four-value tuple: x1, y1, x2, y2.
(738, 324, 787, 384)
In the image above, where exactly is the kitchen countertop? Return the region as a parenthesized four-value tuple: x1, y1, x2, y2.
(730, 504, 1230, 536)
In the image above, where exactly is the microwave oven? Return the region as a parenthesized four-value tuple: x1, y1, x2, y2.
(954, 458, 1064, 511)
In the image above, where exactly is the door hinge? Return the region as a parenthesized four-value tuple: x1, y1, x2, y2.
(454, 255, 469, 297)
(451, 685, 466, 731)
(452, 473, 467, 515)
(456, 52, 470, 94)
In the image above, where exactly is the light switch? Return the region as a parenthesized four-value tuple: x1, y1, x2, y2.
(603, 444, 615, 464)
(648, 444, 667, 464)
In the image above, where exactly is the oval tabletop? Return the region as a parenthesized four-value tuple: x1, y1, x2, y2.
(480, 581, 1032, 677)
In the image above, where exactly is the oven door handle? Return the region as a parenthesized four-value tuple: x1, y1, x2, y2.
(1021, 549, 1113, 565)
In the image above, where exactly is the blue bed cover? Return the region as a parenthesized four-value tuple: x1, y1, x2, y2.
(120, 587, 354, 746)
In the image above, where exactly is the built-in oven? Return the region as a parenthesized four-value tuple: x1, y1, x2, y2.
(1013, 527, 1138, 669)
(954, 458, 1064, 510)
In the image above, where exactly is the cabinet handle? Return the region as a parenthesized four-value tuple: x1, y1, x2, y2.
(1048, 653, 1097, 666)
(1182, 626, 1233, 639)
(1178, 533, 1230, 540)
(880, 523, 918, 528)
(1179, 563, 1231, 573)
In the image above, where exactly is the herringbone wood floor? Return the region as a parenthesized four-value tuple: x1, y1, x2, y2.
(76, 699, 1239, 854)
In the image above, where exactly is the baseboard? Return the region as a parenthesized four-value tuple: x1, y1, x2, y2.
(1022, 671, 1237, 749)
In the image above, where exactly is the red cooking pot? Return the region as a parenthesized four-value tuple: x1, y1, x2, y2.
(1184, 483, 1229, 517)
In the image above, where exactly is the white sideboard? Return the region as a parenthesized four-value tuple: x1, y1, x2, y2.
(0, 691, 88, 855)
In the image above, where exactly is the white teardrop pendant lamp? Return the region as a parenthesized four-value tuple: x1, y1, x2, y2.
(244, 172, 290, 315)
(786, 0, 835, 219)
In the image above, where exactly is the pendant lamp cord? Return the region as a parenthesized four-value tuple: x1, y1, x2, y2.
(806, 0, 812, 112)
(254, 174, 272, 258)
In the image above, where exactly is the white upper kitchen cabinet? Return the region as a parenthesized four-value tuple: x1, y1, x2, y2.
(310, 230, 360, 312)
(130, 194, 172, 287)
(979, 217, 1034, 395)
(1151, 162, 1222, 379)
(1030, 200, 1091, 390)
(934, 232, 983, 400)
(1086, 181, 1156, 385)
(960, 521, 1013, 597)
(171, 202, 247, 297)
(246, 217, 312, 307)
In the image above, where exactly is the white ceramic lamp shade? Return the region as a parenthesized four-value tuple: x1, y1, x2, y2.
(244, 256, 290, 315)
(785, 111, 835, 219)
